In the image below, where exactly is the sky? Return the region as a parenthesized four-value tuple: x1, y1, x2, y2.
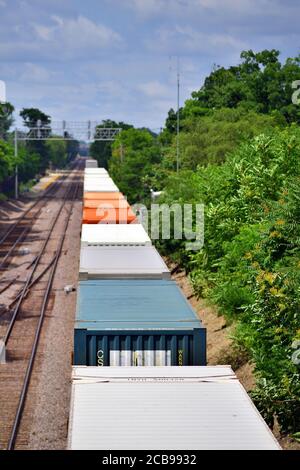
(0, 0, 299, 130)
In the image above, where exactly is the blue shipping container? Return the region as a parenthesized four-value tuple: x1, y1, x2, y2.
(74, 280, 206, 366)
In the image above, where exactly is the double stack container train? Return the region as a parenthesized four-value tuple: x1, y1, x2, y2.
(68, 158, 279, 450)
(75, 159, 206, 367)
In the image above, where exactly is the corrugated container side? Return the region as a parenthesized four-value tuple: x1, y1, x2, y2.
(74, 329, 206, 366)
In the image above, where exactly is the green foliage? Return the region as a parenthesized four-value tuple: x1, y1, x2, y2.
(170, 108, 284, 169)
(90, 120, 133, 169)
(0, 139, 14, 181)
(46, 138, 68, 168)
(20, 107, 53, 173)
(0, 101, 14, 139)
(20, 107, 51, 127)
(157, 127, 300, 434)
(109, 128, 162, 203)
(186, 50, 300, 123)
(0, 106, 78, 195)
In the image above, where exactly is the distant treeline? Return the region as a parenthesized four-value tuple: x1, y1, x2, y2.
(0, 106, 79, 196)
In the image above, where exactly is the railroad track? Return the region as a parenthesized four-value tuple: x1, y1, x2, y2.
(0, 179, 69, 276)
(0, 159, 83, 272)
(0, 163, 83, 450)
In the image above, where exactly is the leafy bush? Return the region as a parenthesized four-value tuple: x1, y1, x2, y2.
(157, 127, 300, 434)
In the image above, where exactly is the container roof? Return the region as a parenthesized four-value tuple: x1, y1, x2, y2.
(83, 198, 129, 209)
(75, 279, 202, 330)
(81, 223, 151, 246)
(83, 191, 124, 200)
(84, 168, 107, 173)
(79, 246, 170, 279)
(83, 183, 119, 192)
(68, 366, 280, 450)
(82, 208, 137, 224)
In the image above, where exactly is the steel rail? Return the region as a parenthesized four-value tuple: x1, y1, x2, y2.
(2, 177, 75, 346)
(7, 176, 81, 450)
(0, 173, 67, 248)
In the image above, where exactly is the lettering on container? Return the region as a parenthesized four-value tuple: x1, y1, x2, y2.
(178, 349, 183, 366)
(97, 349, 104, 366)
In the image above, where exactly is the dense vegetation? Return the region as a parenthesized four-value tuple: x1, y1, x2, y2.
(92, 49, 300, 436)
(0, 106, 79, 196)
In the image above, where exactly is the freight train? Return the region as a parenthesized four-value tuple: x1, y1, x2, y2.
(75, 159, 206, 367)
(67, 158, 280, 450)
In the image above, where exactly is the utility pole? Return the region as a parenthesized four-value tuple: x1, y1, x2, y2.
(176, 56, 180, 172)
(14, 128, 18, 199)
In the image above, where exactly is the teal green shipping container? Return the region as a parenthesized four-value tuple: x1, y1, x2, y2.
(74, 280, 206, 366)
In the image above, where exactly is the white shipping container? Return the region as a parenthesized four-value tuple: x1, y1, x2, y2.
(83, 182, 119, 192)
(83, 180, 117, 185)
(85, 159, 98, 168)
(68, 366, 280, 450)
(79, 246, 170, 279)
(84, 174, 108, 179)
(81, 223, 151, 246)
(84, 168, 108, 174)
(84, 173, 111, 178)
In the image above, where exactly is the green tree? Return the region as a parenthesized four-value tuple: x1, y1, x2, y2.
(46, 139, 67, 168)
(0, 101, 14, 139)
(90, 120, 133, 168)
(20, 107, 51, 172)
(185, 50, 300, 123)
(109, 128, 161, 202)
(0, 139, 14, 183)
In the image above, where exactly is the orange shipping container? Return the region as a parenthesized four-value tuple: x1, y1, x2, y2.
(84, 198, 129, 210)
(82, 207, 137, 224)
(83, 191, 125, 201)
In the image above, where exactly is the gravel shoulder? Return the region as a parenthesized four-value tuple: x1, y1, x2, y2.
(26, 199, 82, 450)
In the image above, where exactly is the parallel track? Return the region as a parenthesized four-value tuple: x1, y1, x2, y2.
(0, 161, 83, 450)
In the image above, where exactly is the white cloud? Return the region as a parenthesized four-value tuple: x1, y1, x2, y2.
(33, 15, 121, 49)
(112, 0, 272, 17)
(138, 80, 170, 97)
(148, 25, 247, 54)
(20, 63, 51, 82)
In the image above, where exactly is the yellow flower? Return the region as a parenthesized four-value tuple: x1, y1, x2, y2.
(264, 272, 277, 284)
(275, 219, 285, 226)
(270, 287, 284, 297)
(244, 252, 252, 260)
(275, 327, 283, 333)
(270, 231, 280, 238)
